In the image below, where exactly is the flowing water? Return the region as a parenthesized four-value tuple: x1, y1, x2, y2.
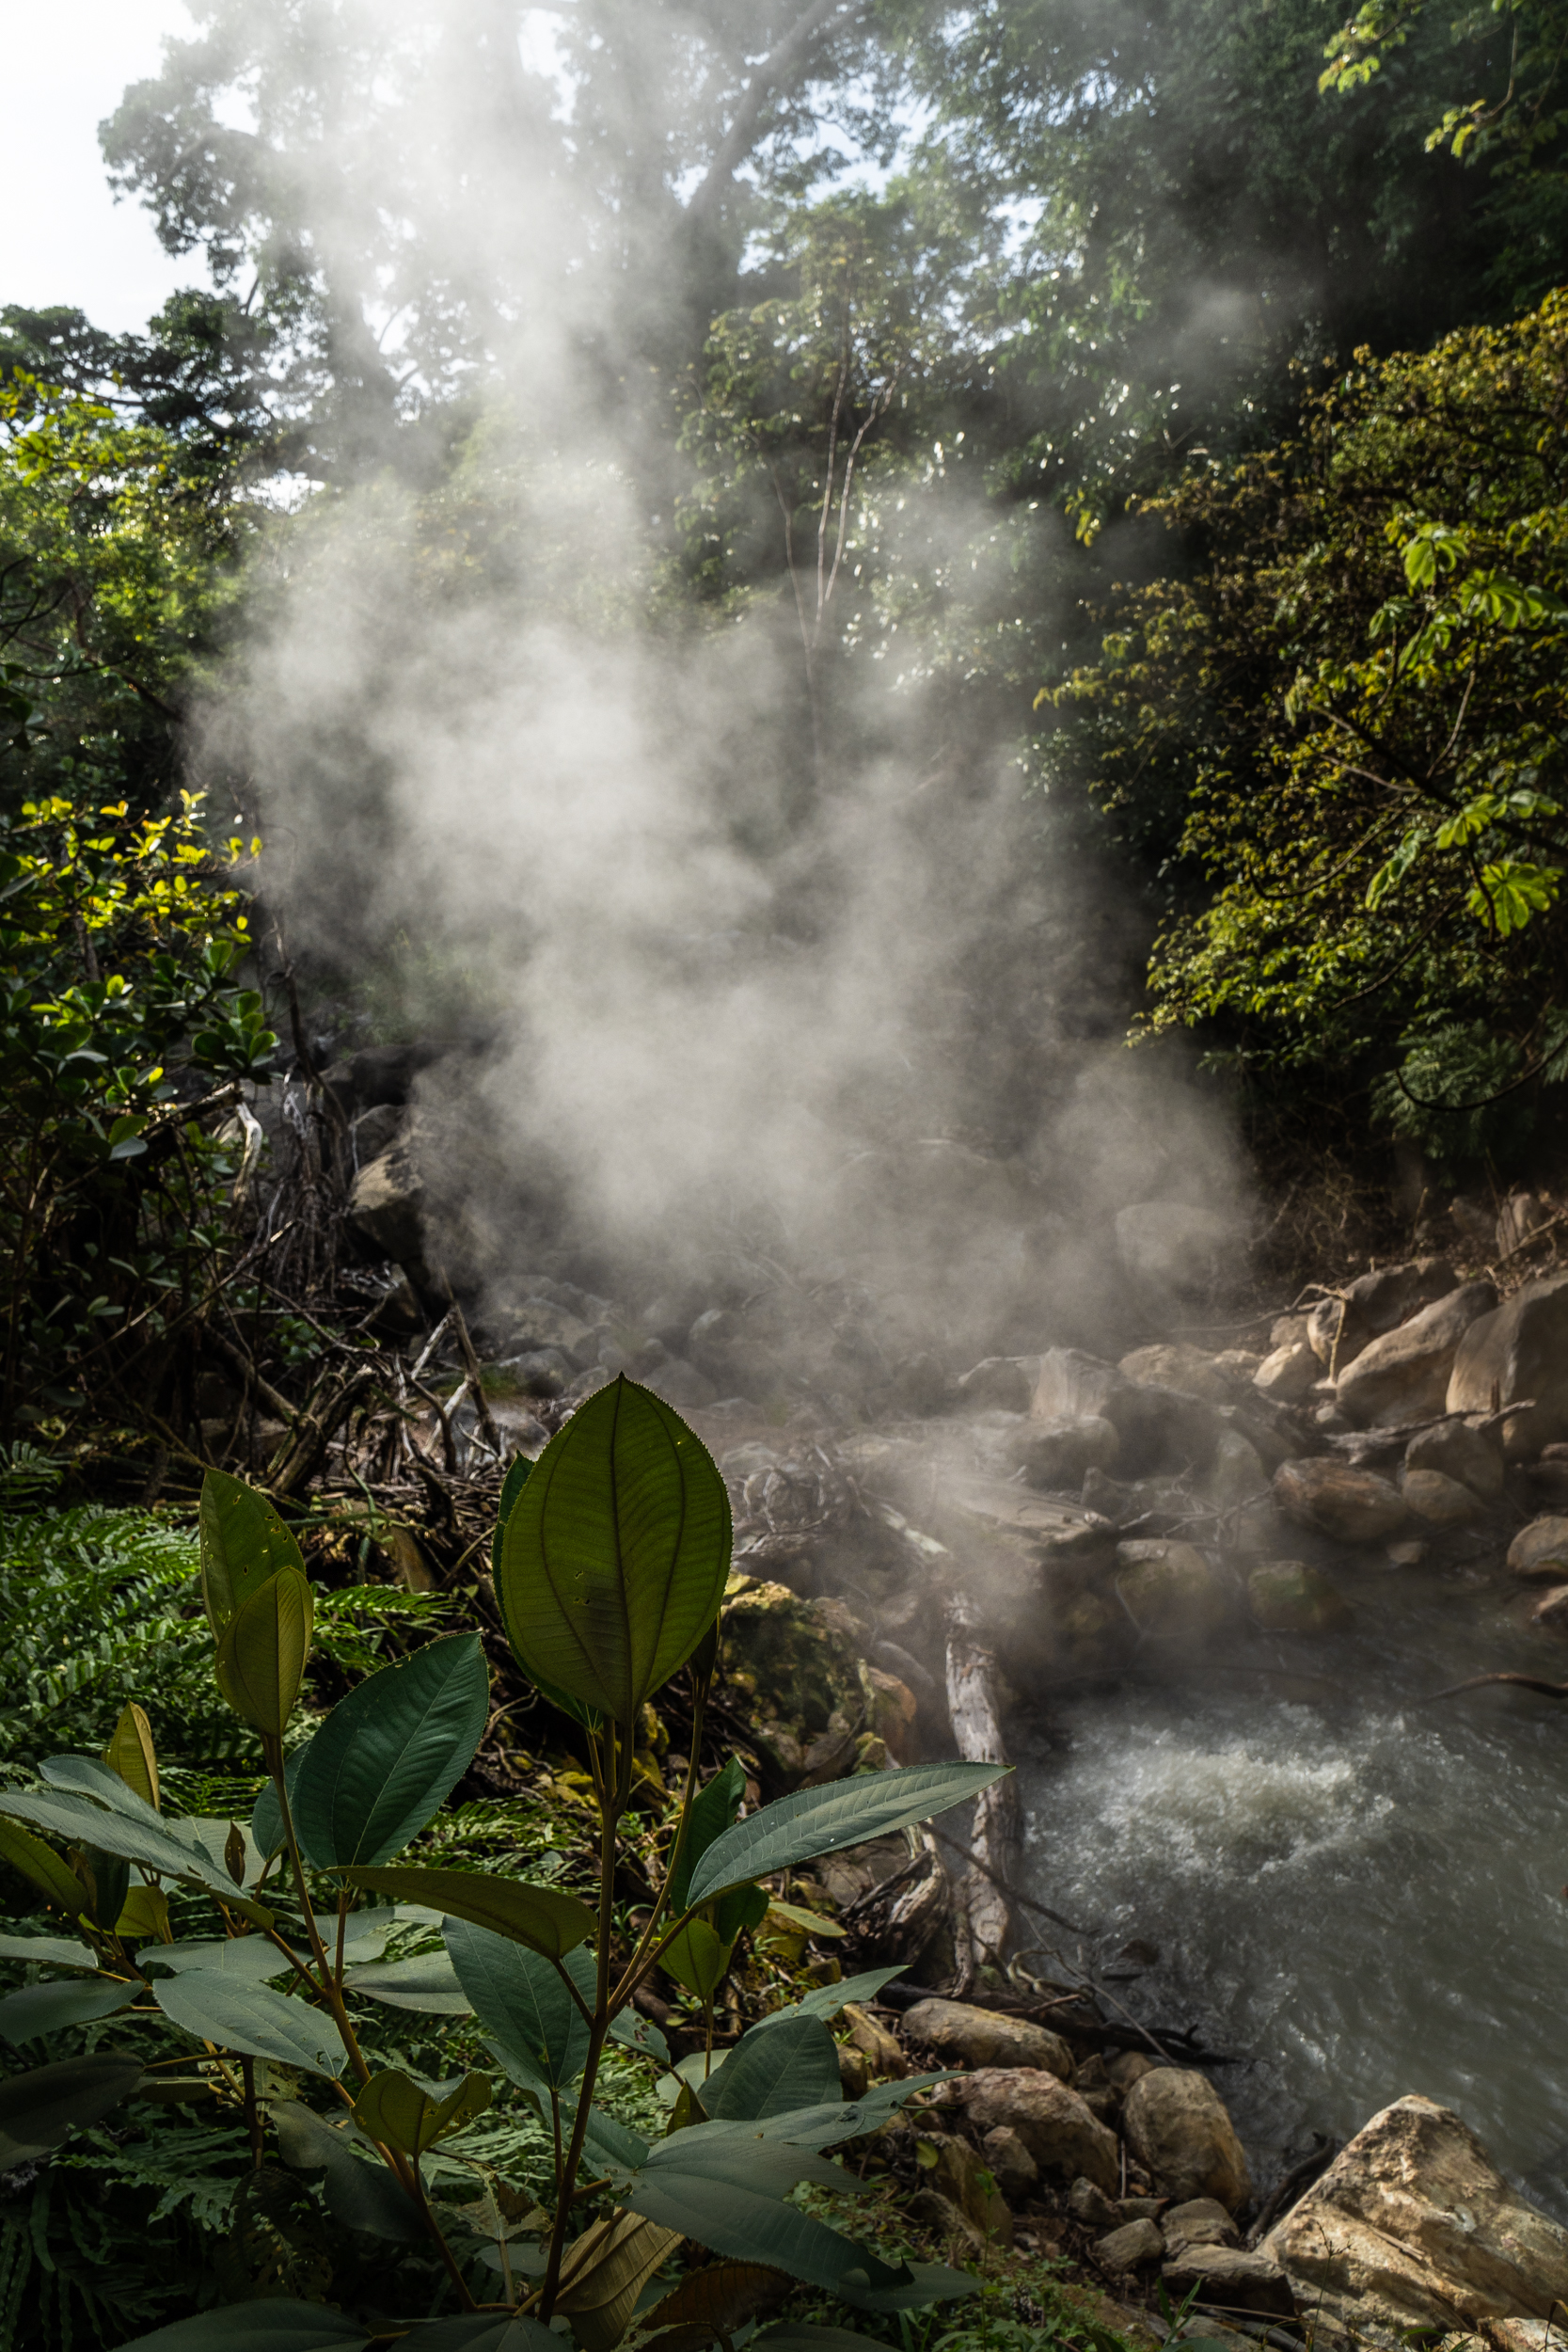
(1016, 1553, 1568, 2217)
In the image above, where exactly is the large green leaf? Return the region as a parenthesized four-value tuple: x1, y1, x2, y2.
(0, 1978, 135, 2044)
(699, 2014, 842, 2122)
(139, 1938, 295, 1985)
(0, 1785, 245, 1896)
(397, 2320, 559, 2352)
(340, 1867, 594, 1960)
(199, 1470, 309, 1635)
(624, 2135, 898, 2299)
(668, 1756, 746, 1916)
(214, 1566, 313, 1735)
(117, 2301, 371, 2352)
(152, 1971, 347, 2077)
(443, 1919, 591, 2087)
(0, 2051, 144, 2169)
(491, 1454, 534, 1580)
(343, 1955, 472, 2013)
(251, 1745, 309, 1860)
(497, 1376, 731, 1726)
(685, 1761, 1007, 1906)
(750, 1965, 906, 2030)
(0, 1815, 88, 1915)
(660, 1917, 728, 2002)
(271, 2099, 425, 2243)
(834, 2262, 977, 2314)
(291, 1633, 489, 1868)
(0, 1935, 97, 1969)
(352, 2066, 490, 2157)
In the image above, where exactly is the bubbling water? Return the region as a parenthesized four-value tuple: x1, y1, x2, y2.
(1017, 1562, 1568, 2217)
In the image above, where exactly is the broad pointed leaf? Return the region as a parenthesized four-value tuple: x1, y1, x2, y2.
(0, 1786, 242, 1895)
(214, 1565, 312, 1735)
(685, 1761, 1007, 1906)
(834, 2261, 977, 2312)
(668, 1756, 745, 1915)
(0, 1978, 135, 2043)
(0, 1934, 97, 1969)
(139, 1938, 295, 1985)
(491, 1454, 533, 1580)
(498, 1376, 731, 1726)
(152, 1970, 347, 2077)
(750, 1965, 907, 2029)
(251, 1745, 309, 1860)
(343, 1954, 471, 2013)
(659, 1918, 728, 2002)
(353, 2066, 490, 2157)
(292, 1633, 488, 1867)
(444, 1919, 591, 2086)
(271, 2100, 424, 2243)
(340, 1867, 593, 1960)
(0, 1815, 87, 1914)
(103, 1703, 159, 1811)
(199, 1470, 309, 1635)
(624, 2137, 897, 2299)
(0, 2051, 144, 2169)
(699, 2014, 841, 2122)
(116, 2301, 371, 2352)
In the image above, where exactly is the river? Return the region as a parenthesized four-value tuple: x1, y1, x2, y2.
(1017, 1550, 1568, 2218)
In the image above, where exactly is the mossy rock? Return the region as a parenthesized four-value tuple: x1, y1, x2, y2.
(1246, 1560, 1350, 1633)
(721, 1576, 871, 1785)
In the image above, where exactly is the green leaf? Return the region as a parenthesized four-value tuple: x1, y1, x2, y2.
(0, 2051, 144, 2169)
(0, 1934, 97, 1969)
(343, 1955, 472, 2013)
(114, 2302, 372, 2352)
(0, 1784, 246, 1898)
(251, 1744, 309, 1859)
(444, 1919, 591, 2087)
(198, 1470, 308, 1635)
(751, 1965, 906, 2029)
(491, 1454, 533, 1580)
(340, 1867, 594, 1960)
(292, 1632, 488, 1868)
(152, 1971, 348, 2076)
(139, 1937, 295, 1985)
(685, 1761, 1007, 1905)
(214, 1566, 312, 1735)
(834, 2262, 976, 2313)
(270, 2099, 425, 2242)
(352, 2066, 491, 2156)
(661, 1917, 729, 2001)
(581, 2102, 651, 2175)
(0, 1816, 88, 1915)
(0, 1978, 135, 2043)
(668, 1755, 745, 1915)
(699, 2015, 842, 2122)
(624, 2134, 897, 2299)
(498, 1375, 731, 1726)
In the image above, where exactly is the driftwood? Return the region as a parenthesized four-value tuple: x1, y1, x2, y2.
(943, 1589, 1019, 1988)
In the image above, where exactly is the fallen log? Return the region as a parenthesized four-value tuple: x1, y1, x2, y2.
(943, 1589, 1019, 1988)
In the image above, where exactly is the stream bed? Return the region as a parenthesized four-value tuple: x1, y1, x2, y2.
(1016, 1556, 1568, 2218)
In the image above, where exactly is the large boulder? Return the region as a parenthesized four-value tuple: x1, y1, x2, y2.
(1101, 1383, 1224, 1477)
(1263, 2093, 1568, 2341)
(1448, 1275, 1568, 1458)
(347, 1142, 426, 1266)
(1121, 2068, 1252, 2210)
(1018, 1418, 1120, 1490)
(940, 2068, 1119, 2192)
(1401, 1467, 1485, 1528)
(1161, 2245, 1295, 2316)
(1033, 1348, 1119, 1424)
(1506, 1518, 1568, 1581)
(1246, 1560, 1350, 1633)
(1115, 1542, 1232, 1641)
(901, 1998, 1073, 2079)
(1118, 1343, 1238, 1403)
(719, 1581, 871, 1787)
(1404, 1416, 1506, 1501)
(1336, 1282, 1498, 1428)
(1274, 1459, 1409, 1547)
(1309, 1262, 1461, 1372)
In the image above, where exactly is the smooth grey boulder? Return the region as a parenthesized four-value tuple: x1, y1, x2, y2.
(1448, 1274, 1568, 1457)
(1335, 1281, 1497, 1427)
(1275, 1458, 1409, 1546)
(1121, 2067, 1252, 2209)
(1404, 1415, 1505, 1500)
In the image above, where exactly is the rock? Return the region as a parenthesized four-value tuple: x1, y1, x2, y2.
(1352, 1259, 1460, 1330)
(1105, 2050, 1160, 2090)
(1069, 2052, 1118, 2122)
(1162, 2245, 1294, 2316)
(902, 1998, 1073, 2079)
(981, 2124, 1038, 2204)
(642, 1357, 718, 1410)
(1400, 1467, 1484, 1528)
(865, 1669, 919, 1765)
(497, 1295, 604, 1368)
(1212, 1349, 1263, 1380)
(350, 1102, 403, 1164)
(1201, 1428, 1269, 1512)
(348, 1041, 444, 1106)
(1263, 2092, 1568, 2339)
(1308, 1295, 1369, 1370)
(1118, 1344, 1237, 1403)
(1450, 1193, 1497, 1253)
(943, 2070, 1120, 2192)
(562, 1365, 611, 1403)
(1246, 1560, 1350, 1633)
(1096, 2218, 1164, 2271)
(1386, 1536, 1429, 1567)
(1448, 1274, 1568, 1457)
(842, 2003, 907, 2079)
(347, 1144, 426, 1265)
(1335, 1281, 1498, 1427)
(1121, 2069, 1252, 2210)
(1069, 2176, 1121, 2231)
(1101, 1383, 1223, 1476)
(1404, 1415, 1505, 1500)
(499, 1347, 572, 1397)
(1162, 2198, 1240, 2254)
(1528, 1583, 1568, 1629)
(927, 2134, 1014, 2244)
(1507, 1517, 1568, 1580)
(1497, 1191, 1546, 1257)
(1117, 2196, 1165, 2220)
(1274, 1459, 1409, 1546)
(1018, 1418, 1120, 1490)
(1254, 1337, 1320, 1401)
(1115, 1202, 1238, 1295)
(958, 1358, 1037, 1414)
(364, 1267, 423, 1339)
(1033, 1348, 1119, 1424)
(1115, 1542, 1231, 1641)
(720, 1583, 870, 1788)
(908, 2186, 990, 2254)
